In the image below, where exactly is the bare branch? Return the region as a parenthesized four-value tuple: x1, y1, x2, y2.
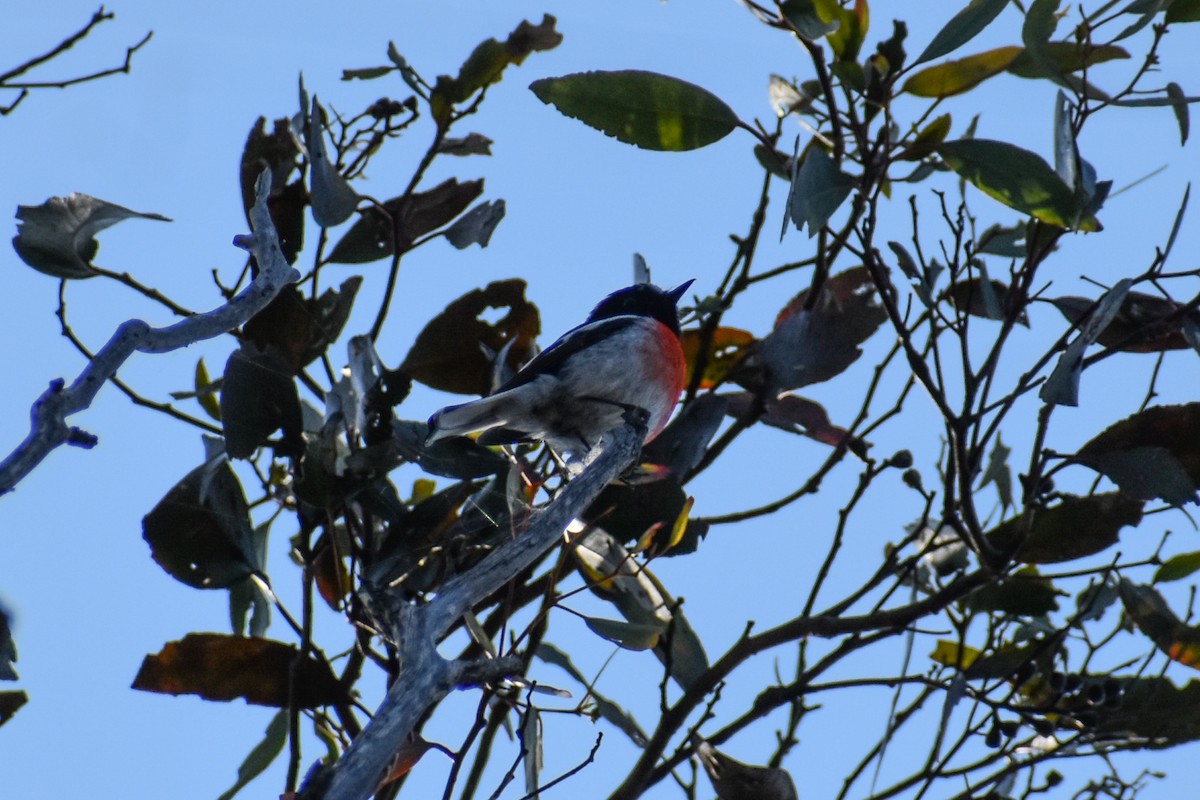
(0, 171, 298, 494)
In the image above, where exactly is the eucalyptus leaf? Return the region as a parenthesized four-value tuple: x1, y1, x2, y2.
(530, 70, 739, 151)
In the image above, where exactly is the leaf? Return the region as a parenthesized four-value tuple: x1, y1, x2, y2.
(327, 178, 483, 263)
(142, 455, 261, 589)
(813, 0, 869, 61)
(583, 617, 664, 651)
(572, 527, 709, 689)
(536, 643, 649, 746)
(444, 199, 506, 249)
(585, 477, 699, 557)
(306, 97, 359, 228)
(1167, 0, 1200, 22)
(641, 393, 729, 477)
(930, 640, 981, 670)
(216, 710, 289, 800)
(1006, 42, 1131, 79)
(1021, 0, 1063, 81)
(679, 327, 756, 390)
(1156, 551, 1200, 584)
(966, 567, 1060, 616)
(902, 47, 1021, 98)
(979, 435, 1014, 508)
(723, 391, 859, 450)
(1040, 279, 1131, 406)
(385, 421, 510, 479)
(229, 574, 271, 638)
(1075, 404, 1200, 504)
(530, 70, 739, 152)
(340, 65, 394, 81)
(755, 267, 887, 391)
(193, 358, 222, 422)
(220, 343, 304, 459)
(938, 138, 1092, 229)
(1093, 677, 1200, 744)
(238, 117, 301, 219)
(945, 276, 1019, 323)
(786, 144, 856, 236)
(987, 493, 1143, 564)
(1167, 82, 1190, 145)
(132, 633, 346, 707)
(1047, 290, 1200, 352)
(242, 277, 362, 372)
(11, 194, 171, 279)
(897, 113, 952, 160)
(400, 279, 540, 395)
(912, 0, 1010, 66)
(1119, 580, 1200, 669)
(0, 691, 27, 728)
(438, 133, 494, 156)
(780, 0, 841, 39)
(976, 223, 1028, 257)
(446, 15, 562, 104)
(0, 606, 16, 681)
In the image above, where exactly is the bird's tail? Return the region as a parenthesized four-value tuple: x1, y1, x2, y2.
(426, 393, 513, 445)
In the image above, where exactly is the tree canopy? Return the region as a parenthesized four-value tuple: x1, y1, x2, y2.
(3, 2, 1200, 800)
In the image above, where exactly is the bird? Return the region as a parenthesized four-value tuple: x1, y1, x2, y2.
(693, 736, 799, 800)
(426, 280, 694, 463)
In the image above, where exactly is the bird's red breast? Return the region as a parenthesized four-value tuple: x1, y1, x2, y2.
(643, 319, 688, 442)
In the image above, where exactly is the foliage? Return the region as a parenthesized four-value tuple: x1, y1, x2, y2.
(4, 3, 1200, 800)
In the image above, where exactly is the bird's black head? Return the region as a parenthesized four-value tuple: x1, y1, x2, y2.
(586, 280, 694, 336)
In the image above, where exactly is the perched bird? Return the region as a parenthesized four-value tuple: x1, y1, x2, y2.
(693, 736, 799, 800)
(426, 280, 694, 461)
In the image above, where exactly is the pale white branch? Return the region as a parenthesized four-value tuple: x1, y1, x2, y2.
(0, 170, 298, 495)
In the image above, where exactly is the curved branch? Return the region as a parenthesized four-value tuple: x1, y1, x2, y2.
(0, 171, 298, 495)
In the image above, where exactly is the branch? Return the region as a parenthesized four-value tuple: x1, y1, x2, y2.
(0, 171, 298, 495)
(307, 419, 647, 800)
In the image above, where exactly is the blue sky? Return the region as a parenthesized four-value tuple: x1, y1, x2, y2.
(2, 2, 1199, 799)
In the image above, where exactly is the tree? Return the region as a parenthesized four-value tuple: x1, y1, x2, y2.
(3, 2, 1200, 799)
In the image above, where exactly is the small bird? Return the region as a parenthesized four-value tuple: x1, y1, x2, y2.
(426, 280, 694, 462)
(693, 736, 799, 800)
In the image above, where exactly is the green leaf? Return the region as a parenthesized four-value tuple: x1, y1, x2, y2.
(913, 0, 1010, 66)
(967, 567, 1061, 616)
(194, 357, 222, 422)
(583, 616, 663, 651)
(572, 528, 710, 689)
(786, 145, 856, 235)
(1156, 551, 1200, 584)
(1167, 0, 1200, 22)
(904, 47, 1021, 98)
(937, 138, 1091, 229)
(1040, 280, 1132, 406)
(340, 66, 393, 81)
(780, 0, 841, 39)
(898, 114, 952, 160)
(979, 435, 1014, 508)
(1167, 82, 1191, 145)
(813, 0, 869, 62)
(142, 455, 261, 589)
(220, 344, 304, 459)
(445, 15, 562, 104)
(1006, 42, 1130, 79)
(1021, 0, 1063, 80)
(0, 691, 28, 728)
(12, 194, 171, 280)
(987, 493, 1143, 564)
(530, 70, 739, 151)
(217, 710, 289, 800)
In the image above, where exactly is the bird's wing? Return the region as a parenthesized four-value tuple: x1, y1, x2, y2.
(496, 316, 640, 391)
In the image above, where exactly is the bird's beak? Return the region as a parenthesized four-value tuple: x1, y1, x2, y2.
(667, 279, 695, 303)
